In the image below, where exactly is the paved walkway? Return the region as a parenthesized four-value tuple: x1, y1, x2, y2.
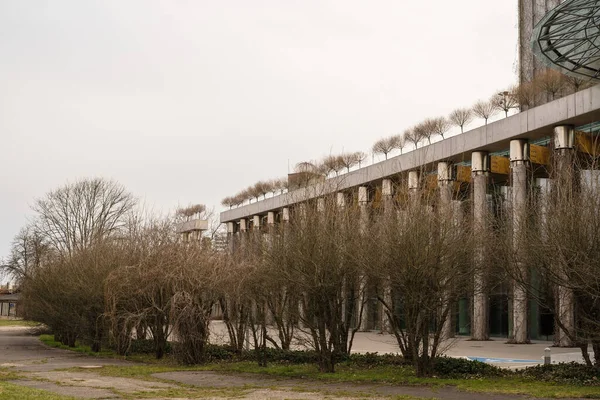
(0, 325, 586, 400)
(210, 321, 587, 369)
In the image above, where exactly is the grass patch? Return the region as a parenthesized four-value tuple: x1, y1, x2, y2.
(0, 368, 22, 382)
(42, 337, 600, 399)
(0, 381, 76, 400)
(0, 319, 39, 327)
(117, 386, 249, 399)
(39, 334, 123, 359)
(72, 360, 600, 398)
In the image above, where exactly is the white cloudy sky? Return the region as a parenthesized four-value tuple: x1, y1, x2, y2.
(0, 1, 518, 258)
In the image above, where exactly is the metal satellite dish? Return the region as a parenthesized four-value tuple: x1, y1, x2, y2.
(532, 0, 600, 80)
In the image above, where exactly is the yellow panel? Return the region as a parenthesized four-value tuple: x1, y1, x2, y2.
(456, 165, 472, 182)
(372, 188, 382, 209)
(490, 156, 510, 175)
(529, 144, 550, 165)
(426, 174, 438, 190)
(575, 131, 597, 155)
(453, 181, 461, 192)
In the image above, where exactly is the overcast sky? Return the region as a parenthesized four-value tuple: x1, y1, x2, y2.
(0, 1, 518, 259)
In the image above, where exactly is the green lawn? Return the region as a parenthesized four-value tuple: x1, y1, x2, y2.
(0, 320, 39, 327)
(40, 335, 600, 399)
(39, 334, 131, 359)
(75, 361, 600, 399)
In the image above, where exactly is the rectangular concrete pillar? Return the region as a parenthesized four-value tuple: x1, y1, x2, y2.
(472, 151, 489, 341)
(267, 211, 275, 225)
(315, 198, 324, 213)
(226, 222, 235, 253)
(553, 126, 576, 346)
(358, 186, 368, 205)
(438, 161, 454, 340)
(239, 218, 247, 232)
(252, 215, 261, 230)
(282, 207, 290, 222)
(408, 171, 419, 190)
(336, 192, 346, 207)
(357, 186, 370, 331)
(510, 139, 529, 344)
(382, 179, 392, 196)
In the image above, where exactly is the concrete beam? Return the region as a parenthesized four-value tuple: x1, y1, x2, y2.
(221, 85, 600, 223)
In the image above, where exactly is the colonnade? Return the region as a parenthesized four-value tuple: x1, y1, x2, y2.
(225, 125, 579, 343)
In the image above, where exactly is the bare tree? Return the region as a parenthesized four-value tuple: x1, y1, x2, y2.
(370, 188, 473, 376)
(221, 196, 235, 209)
(170, 245, 223, 364)
(176, 204, 207, 221)
(32, 178, 136, 258)
(105, 217, 179, 359)
(322, 155, 345, 176)
(354, 151, 367, 168)
(512, 82, 539, 111)
(262, 199, 366, 372)
(448, 108, 473, 134)
(563, 75, 594, 93)
(404, 127, 424, 149)
(493, 90, 519, 117)
(431, 116, 450, 140)
(339, 152, 359, 173)
(472, 100, 497, 125)
(390, 134, 406, 154)
(253, 180, 273, 199)
(502, 159, 600, 365)
(534, 69, 565, 100)
(3, 225, 50, 283)
(372, 137, 397, 160)
(416, 119, 437, 145)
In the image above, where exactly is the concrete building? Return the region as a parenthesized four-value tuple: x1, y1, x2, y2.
(177, 218, 209, 243)
(220, 85, 600, 341)
(0, 293, 20, 318)
(519, 0, 561, 84)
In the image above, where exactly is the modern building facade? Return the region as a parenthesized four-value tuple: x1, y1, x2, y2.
(519, 0, 561, 84)
(220, 85, 600, 342)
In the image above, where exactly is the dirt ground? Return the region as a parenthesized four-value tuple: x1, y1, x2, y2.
(0, 326, 577, 400)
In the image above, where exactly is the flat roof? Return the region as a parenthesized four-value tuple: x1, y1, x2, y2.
(221, 85, 600, 223)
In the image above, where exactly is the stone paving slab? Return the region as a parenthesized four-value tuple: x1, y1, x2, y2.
(30, 370, 176, 394)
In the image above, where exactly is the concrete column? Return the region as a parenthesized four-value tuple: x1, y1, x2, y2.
(408, 171, 419, 202)
(357, 186, 370, 331)
(358, 186, 368, 205)
(282, 207, 290, 222)
(317, 198, 325, 212)
(438, 162, 453, 208)
(267, 211, 275, 225)
(510, 139, 529, 344)
(337, 192, 346, 208)
(377, 179, 393, 333)
(358, 186, 368, 230)
(252, 215, 261, 230)
(239, 219, 247, 232)
(472, 151, 489, 341)
(438, 161, 454, 340)
(382, 179, 392, 197)
(554, 125, 576, 347)
(226, 222, 235, 253)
